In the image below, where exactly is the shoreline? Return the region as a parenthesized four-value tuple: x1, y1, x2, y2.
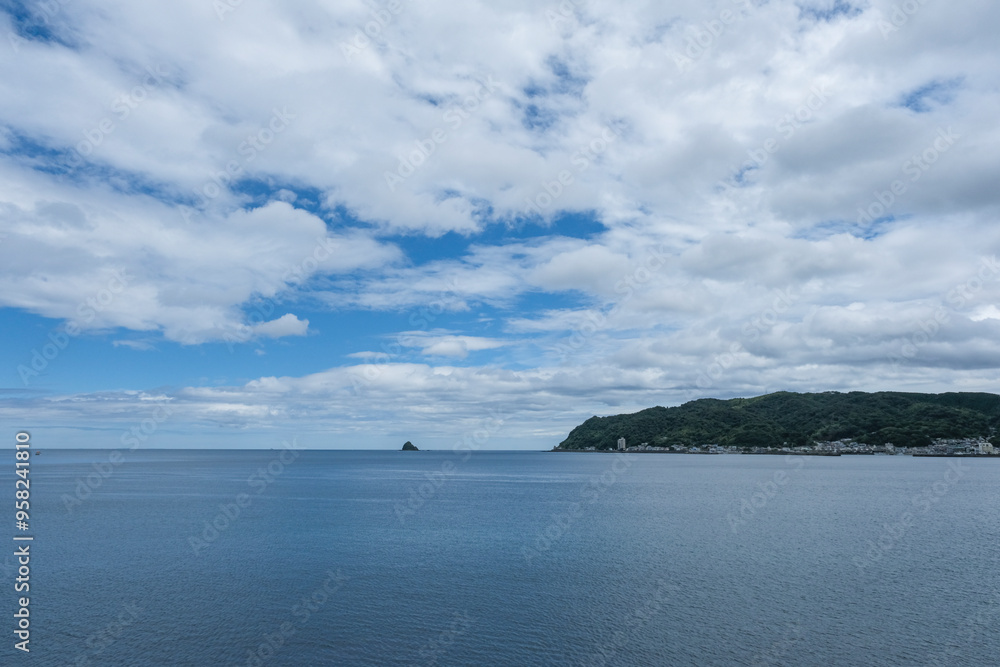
(551, 449, 1000, 457)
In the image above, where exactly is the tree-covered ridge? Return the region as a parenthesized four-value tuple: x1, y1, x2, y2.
(557, 391, 1000, 450)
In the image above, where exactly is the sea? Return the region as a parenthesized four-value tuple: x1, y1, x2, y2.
(8, 449, 1000, 666)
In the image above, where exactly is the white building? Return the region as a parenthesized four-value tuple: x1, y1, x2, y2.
(617, 437, 626, 451)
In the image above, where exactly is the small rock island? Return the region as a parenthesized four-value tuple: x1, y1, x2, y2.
(401, 441, 419, 451)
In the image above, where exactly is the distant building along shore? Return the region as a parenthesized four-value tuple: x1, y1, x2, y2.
(555, 436, 1000, 457)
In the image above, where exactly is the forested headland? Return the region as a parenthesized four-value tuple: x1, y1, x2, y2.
(557, 391, 1000, 450)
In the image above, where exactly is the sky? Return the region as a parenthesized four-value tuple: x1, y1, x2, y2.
(0, 0, 998, 449)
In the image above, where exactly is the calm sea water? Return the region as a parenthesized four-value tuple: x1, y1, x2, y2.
(8, 450, 1000, 666)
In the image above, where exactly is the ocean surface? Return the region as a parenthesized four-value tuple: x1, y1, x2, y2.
(9, 449, 1000, 666)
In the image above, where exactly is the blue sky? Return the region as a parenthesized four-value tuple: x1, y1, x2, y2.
(1, 0, 999, 448)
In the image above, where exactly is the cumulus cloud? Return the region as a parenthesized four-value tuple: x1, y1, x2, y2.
(252, 313, 310, 339)
(401, 332, 510, 359)
(0, 176, 400, 342)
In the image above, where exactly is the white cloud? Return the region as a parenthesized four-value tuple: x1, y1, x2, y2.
(400, 332, 510, 359)
(528, 244, 633, 295)
(252, 313, 310, 339)
(0, 172, 400, 342)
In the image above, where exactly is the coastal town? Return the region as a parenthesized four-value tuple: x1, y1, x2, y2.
(561, 436, 999, 456)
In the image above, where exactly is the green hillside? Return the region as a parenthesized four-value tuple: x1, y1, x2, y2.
(557, 391, 1000, 450)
